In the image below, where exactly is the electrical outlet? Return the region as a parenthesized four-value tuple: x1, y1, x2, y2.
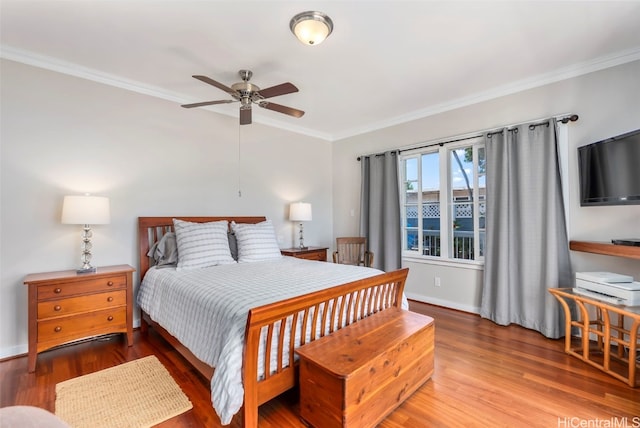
(434, 276, 441, 287)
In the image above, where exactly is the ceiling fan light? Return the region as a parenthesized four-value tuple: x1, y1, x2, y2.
(290, 11, 333, 46)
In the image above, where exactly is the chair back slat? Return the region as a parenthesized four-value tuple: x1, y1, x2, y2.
(333, 237, 373, 267)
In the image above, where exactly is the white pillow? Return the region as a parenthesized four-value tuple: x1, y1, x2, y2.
(231, 220, 282, 263)
(173, 219, 236, 270)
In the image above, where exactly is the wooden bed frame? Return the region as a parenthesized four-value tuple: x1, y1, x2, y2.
(138, 216, 408, 427)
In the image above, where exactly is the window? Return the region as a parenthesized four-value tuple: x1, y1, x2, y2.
(401, 137, 486, 263)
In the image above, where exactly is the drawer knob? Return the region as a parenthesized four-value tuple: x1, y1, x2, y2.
(54, 288, 62, 294)
(107, 281, 114, 286)
(107, 316, 114, 321)
(107, 297, 114, 302)
(54, 326, 62, 332)
(54, 305, 62, 311)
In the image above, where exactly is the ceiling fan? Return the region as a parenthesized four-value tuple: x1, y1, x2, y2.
(181, 70, 305, 125)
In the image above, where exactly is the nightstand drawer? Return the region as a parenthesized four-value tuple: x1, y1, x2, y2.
(37, 307, 127, 348)
(281, 247, 328, 261)
(37, 290, 126, 318)
(37, 274, 126, 300)
(299, 251, 326, 261)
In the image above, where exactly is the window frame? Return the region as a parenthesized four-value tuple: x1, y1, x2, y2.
(400, 137, 486, 266)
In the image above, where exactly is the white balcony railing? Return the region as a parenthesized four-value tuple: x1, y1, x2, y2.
(406, 201, 485, 219)
(410, 230, 484, 260)
(421, 230, 476, 259)
(405, 201, 485, 260)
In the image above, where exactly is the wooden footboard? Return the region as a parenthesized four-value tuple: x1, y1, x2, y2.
(242, 268, 408, 428)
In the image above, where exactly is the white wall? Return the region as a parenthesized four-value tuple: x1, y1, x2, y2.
(0, 59, 333, 358)
(332, 60, 640, 312)
(3, 59, 639, 359)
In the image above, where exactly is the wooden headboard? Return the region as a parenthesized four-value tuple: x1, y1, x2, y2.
(138, 216, 266, 280)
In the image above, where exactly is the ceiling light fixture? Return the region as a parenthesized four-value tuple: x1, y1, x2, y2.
(289, 11, 334, 46)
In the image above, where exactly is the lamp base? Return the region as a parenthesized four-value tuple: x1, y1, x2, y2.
(298, 246, 309, 250)
(76, 267, 97, 274)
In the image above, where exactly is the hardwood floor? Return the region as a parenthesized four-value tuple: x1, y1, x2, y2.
(1, 302, 638, 427)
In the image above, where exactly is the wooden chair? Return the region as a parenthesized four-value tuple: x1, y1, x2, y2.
(333, 237, 374, 267)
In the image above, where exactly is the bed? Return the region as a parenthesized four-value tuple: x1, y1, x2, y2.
(137, 216, 408, 427)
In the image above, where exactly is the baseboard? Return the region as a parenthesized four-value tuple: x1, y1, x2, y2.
(0, 344, 27, 361)
(405, 292, 481, 315)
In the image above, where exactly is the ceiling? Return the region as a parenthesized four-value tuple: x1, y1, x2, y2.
(2, 1, 640, 141)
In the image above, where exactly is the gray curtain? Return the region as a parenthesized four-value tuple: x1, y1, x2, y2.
(480, 119, 572, 338)
(360, 151, 402, 272)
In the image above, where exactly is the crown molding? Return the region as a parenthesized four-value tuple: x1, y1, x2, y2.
(332, 47, 640, 141)
(0, 45, 187, 103)
(3, 44, 639, 143)
(0, 45, 333, 141)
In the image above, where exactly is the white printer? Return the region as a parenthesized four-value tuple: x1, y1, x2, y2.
(575, 272, 640, 306)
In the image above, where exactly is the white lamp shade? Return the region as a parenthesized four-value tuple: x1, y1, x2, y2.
(289, 202, 312, 222)
(61, 195, 111, 225)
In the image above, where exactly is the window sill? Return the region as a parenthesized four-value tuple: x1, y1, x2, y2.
(402, 255, 484, 271)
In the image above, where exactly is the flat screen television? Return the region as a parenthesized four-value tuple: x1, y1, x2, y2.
(578, 128, 640, 206)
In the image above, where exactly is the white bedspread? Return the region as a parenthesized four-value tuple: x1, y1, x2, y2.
(137, 256, 390, 424)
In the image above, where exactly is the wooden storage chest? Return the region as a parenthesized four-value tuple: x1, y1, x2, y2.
(296, 308, 435, 428)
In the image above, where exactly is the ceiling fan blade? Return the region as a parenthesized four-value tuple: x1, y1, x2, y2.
(257, 82, 298, 99)
(192, 75, 236, 95)
(181, 100, 235, 108)
(240, 107, 252, 125)
(258, 101, 305, 118)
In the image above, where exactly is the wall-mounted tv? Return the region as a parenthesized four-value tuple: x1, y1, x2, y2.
(578, 128, 640, 206)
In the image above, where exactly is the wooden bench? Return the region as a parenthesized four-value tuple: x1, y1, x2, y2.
(295, 308, 435, 428)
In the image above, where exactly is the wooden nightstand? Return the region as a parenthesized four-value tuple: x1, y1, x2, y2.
(24, 264, 135, 372)
(281, 247, 328, 262)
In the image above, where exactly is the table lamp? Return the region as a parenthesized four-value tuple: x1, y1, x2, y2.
(61, 195, 110, 273)
(289, 202, 312, 249)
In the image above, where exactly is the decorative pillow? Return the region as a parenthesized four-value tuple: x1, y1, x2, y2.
(228, 232, 238, 261)
(231, 220, 282, 263)
(173, 219, 236, 270)
(147, 232, 178, 267)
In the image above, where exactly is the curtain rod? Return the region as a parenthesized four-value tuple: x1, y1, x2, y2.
(356, 114, 578, 161)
